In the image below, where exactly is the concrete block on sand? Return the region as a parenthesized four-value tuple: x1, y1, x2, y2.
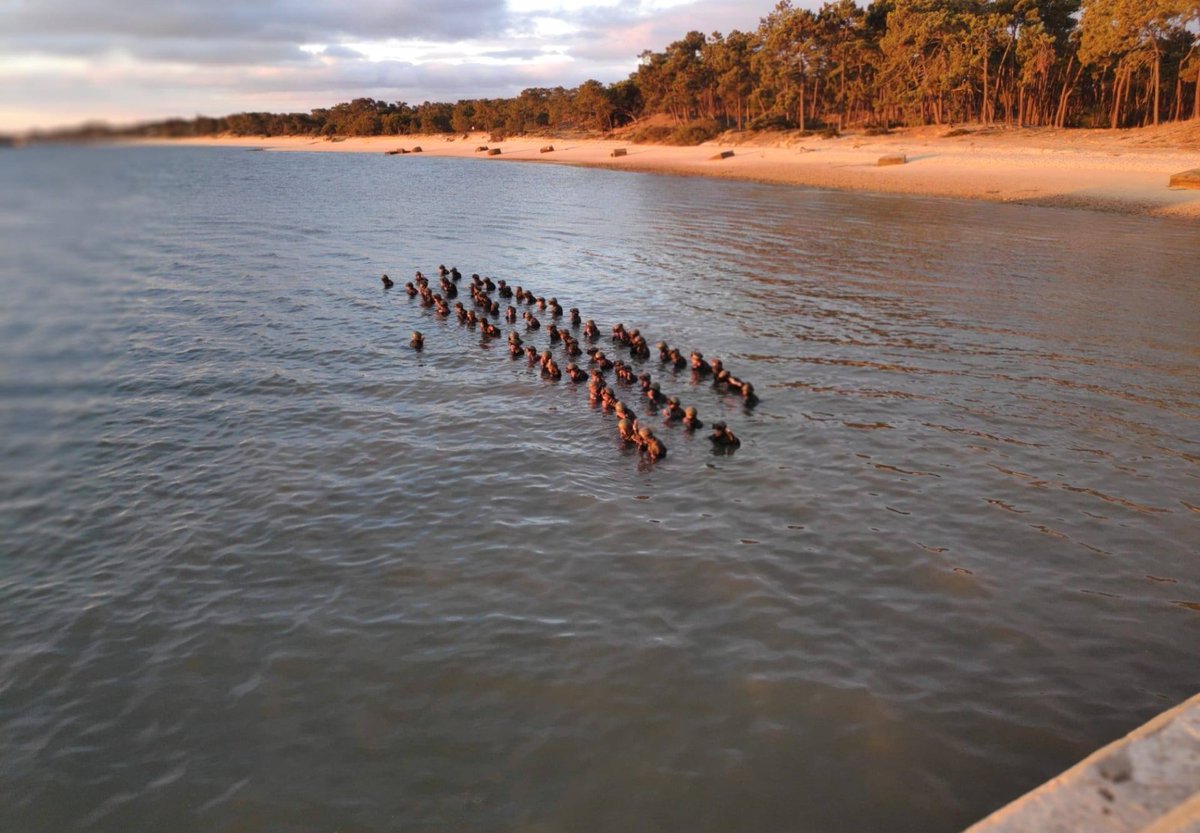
(710, 150, 735, 160)
(878, 154, 907, 166)
(411, 146, 422, 153)
(1168, 169, 1200, 189)
(965, 691, 1200, 833)
(474, 145, 489, 152)
(611, 148, 627, 157)
(540, 145, 554, 153)
(487, 148, 502, 156)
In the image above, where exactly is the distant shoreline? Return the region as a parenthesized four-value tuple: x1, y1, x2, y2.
(133, 126, 1200, 220)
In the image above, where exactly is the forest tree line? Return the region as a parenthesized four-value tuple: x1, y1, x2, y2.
(32, 0, 1200, 143)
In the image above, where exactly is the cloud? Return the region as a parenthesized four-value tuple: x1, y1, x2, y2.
(3, 0, 512, 43)
(477, 48, 560, 60)
(318, 44, 366, 60)
(0, 0, 783, 131)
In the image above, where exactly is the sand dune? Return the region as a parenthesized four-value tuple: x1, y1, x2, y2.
(148, 126, 1200, 219)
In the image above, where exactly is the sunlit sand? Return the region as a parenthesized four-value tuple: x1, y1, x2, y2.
(148, 123, 1200, 219)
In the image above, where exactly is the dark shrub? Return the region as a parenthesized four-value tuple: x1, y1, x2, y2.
(668, 119, 721, 145)
(748, 114, 794, 131)
(630, 124, 673, 143)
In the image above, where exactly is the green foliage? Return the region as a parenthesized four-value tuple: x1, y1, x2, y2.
(630, 124, 674, 143)
(668, 119, 723, 144)
(747, 114, 795, 130)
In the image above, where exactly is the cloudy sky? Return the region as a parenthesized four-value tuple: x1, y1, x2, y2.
(0, 0, 786, 133)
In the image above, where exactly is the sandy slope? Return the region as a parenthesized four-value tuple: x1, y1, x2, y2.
(148, 125, 1200, 219)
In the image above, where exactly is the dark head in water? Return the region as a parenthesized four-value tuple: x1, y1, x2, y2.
(381, 274, 394, 288)
(738, 381, 759, 406)
(618, 418, 639, 444)
(638, 427, 667, 461)
(410, 331, 424, 350)
(682, 406, 703, 431)
(709, 421, 740, 448)
(662, 396, 684, 423)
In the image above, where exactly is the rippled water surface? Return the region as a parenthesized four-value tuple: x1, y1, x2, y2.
(1, 146, 1198, 833)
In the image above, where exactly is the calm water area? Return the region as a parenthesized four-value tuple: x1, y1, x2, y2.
(1, 145, 1198, 832)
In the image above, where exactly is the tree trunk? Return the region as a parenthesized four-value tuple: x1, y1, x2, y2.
(1153, 46, 1161, 126)
(798, 76, 806, 131)
(840, 63, 847, 129)
(982, 41, 990, 124)
(1110, 68, 1123, 129)
(1054, 57, 1079, 128)
(995, 36, 1014, 124)
(1195, 62, 1199, 120)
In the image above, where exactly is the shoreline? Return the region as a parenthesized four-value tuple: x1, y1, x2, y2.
(137, 126, 1200, 219)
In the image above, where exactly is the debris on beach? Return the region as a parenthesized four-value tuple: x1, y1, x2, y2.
(1168, 169, 1200, 189)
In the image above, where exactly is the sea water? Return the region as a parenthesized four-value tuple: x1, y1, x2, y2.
(1, 145, 1197, 832)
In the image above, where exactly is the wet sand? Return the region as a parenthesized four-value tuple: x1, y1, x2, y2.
(148, 124, 1200, 219)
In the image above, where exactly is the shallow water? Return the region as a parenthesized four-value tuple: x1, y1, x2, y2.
(1, 145, 1198, 833)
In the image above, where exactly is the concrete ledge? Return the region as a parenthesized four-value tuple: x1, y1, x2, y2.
(965, 692, 1200, 833)
(878, 154, 907, 166)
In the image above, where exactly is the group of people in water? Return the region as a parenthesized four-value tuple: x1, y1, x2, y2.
(382, 265, 752, 462)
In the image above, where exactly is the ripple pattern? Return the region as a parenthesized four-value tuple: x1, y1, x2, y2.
(1, 146, 1198, 833)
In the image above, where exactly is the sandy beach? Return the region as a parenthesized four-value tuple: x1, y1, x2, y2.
(150, 123, 1200, 219)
